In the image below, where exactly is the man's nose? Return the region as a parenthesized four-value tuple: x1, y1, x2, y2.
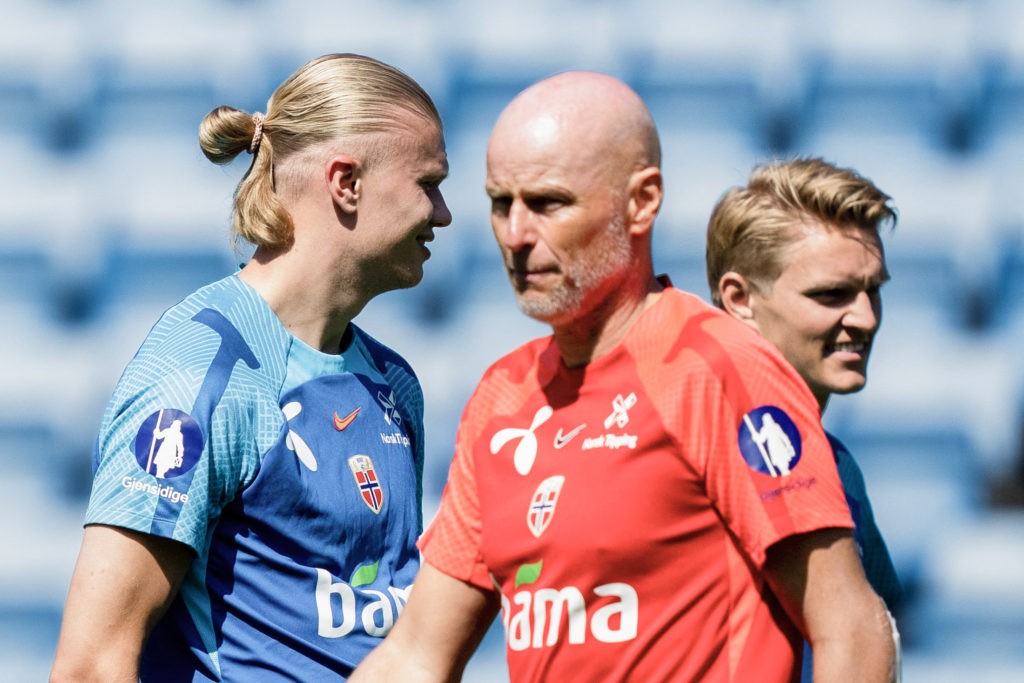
(431, 188, 452, 227)
(845, 290, 881, 331)
(498, 200, 537, 248)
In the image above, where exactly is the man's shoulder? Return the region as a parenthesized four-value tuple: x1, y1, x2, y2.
(825, 431, 849, 457)
(349, 323, 417, 377)
(123, 276, 284, 395)
(483, 334, 555, 378)
(146, 275, 265, 345)
(651, 288, 788, 370)
(459, 336, 555, 422)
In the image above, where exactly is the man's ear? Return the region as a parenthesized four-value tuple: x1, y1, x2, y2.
(327, 156, 360, 213)
(719, 271, 759, 328)
(627, 166, 663, 236)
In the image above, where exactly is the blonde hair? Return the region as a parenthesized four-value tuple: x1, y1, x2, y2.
(199, 53, 441, 248)
(706, 157, 896, 306)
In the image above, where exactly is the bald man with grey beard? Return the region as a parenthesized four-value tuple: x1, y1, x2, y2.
(352, 71, 896, 683)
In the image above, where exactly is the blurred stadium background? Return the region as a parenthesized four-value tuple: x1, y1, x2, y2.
(2, 0, 1024, 680)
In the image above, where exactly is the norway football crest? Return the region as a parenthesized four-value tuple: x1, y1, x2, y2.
(738, 405, 802, 477)
(527, 475, 565, 538)
(348, 454, 384, 514)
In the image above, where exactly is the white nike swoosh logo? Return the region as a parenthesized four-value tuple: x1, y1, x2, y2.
(553, 424, 587, 449)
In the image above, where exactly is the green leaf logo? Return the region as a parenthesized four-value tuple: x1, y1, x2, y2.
(351, 561, 379, 588)
(514, 560, 543, 589)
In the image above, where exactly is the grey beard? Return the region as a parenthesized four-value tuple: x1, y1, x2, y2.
(513, 213, 631, 323)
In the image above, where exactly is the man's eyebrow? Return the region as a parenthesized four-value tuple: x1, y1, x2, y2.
(426, 157, 449, 177)
(421, 169, 448, 182)
(520, 186, 573, 202)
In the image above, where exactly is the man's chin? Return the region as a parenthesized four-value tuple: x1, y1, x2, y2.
(827, 376, 868, 396)
(515, 298, 553, 322)
(514, 294, 564, 323)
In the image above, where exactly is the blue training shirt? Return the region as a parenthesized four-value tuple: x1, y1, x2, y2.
(85, 274, 424, 681)
(829, 432, 902, 610)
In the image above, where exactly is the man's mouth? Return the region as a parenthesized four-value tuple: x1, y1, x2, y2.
(828, 340, 869, 355)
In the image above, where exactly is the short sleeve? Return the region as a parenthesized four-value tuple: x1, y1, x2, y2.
(681, 319, 853, 568)
(85, 329, 261, 553)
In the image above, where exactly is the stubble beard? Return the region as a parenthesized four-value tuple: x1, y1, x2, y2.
(513, 212, 632, 323)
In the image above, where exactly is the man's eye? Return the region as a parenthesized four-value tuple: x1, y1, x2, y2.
(490, 197, 511, 215)
(812, 289, 848, 303)
(526, 197, 563, 213)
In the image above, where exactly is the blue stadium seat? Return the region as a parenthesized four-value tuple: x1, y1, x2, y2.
(900, 512, 1024, 662)
(0, 0, 96, 151)
(0, 423, 88, 682)
(443, 0, 625, 130)
(976, 120, 1024, 332)
(0, 306, 109, 505)
(970, 0, 1024, 152)
(83, 1, 269, 139)
(796, 0, 981, 153)
(0, 132, 103, 322)
(625, 0, 805, 153)
(441, 120, 494, 270)
(75, 129, 237, 316)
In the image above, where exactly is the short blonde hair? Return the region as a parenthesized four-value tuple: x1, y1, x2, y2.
(199, 53, 441, 248)
(706, 157, 896, 306)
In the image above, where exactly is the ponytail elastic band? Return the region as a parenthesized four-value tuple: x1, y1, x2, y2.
(249, 112, 265, 154)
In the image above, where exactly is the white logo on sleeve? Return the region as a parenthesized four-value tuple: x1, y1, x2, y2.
(134, 408, 203, 480)
(738, 405, 803, 477)
(150, 419, 185, 478)
(490, 406, 554, 475)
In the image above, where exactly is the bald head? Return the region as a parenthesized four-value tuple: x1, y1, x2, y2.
(488, 72, 661, 185)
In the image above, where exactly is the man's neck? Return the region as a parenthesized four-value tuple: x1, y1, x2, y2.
(238, 248, 365, 354)
(553, 278, 664, 368)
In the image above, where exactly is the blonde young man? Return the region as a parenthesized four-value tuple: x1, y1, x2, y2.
(353, 73, 895, 682)
(707, 157, 903, 678)
(51, 53, 450, 682)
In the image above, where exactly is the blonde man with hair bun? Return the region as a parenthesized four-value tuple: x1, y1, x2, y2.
(52, 52, 450, 682)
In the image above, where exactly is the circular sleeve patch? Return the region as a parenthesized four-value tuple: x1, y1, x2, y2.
(737, 405, 802, 477)
(132, 408, 204, 479)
